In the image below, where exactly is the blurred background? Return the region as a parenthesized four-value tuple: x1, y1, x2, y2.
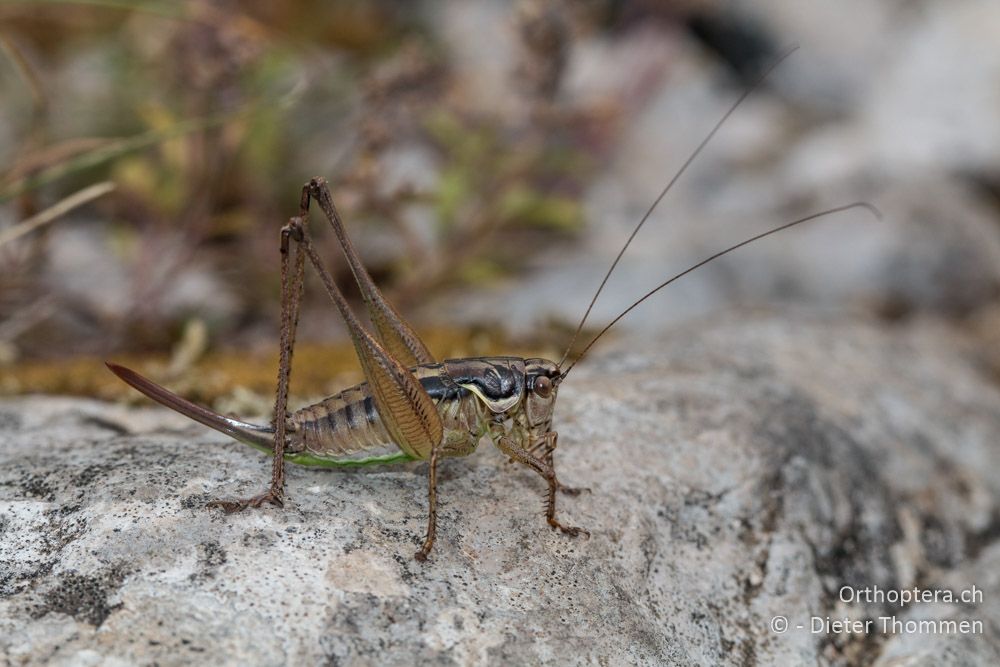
(1, 0, 999, 409)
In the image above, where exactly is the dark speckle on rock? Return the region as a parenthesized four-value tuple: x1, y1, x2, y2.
(18, 473, 56, 502)
(72, 463, 118, 488)
(33, 567, 127, 627)
(180, 493, 213, 510)
(198, 540, 227, 569)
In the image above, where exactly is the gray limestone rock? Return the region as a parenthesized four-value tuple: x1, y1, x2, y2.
(1, 314, 998, 665)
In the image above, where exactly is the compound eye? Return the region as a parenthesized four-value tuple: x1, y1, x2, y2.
(534, 375, 553, 398)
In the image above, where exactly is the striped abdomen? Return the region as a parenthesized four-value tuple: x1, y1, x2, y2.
(289, 363, 494, 460)
(292, 383, 391, 457)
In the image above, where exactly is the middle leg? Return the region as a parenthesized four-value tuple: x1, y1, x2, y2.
(414, 441, 442, 561)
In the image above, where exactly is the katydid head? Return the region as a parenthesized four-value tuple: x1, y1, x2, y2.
(523, 358, 561, 429)
(444, 357, 560, 430)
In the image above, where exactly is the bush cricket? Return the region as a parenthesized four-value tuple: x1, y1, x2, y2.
(107, 52, 878, 561)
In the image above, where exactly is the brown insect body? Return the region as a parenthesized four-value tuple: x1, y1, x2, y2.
(291, 357, 560, 462)
(112, 355, 561, 464)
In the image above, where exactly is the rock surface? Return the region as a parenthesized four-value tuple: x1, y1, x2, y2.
(2, 314, 999, 666)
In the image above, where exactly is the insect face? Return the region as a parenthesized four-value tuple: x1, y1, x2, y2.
(524, 358, 561, 429)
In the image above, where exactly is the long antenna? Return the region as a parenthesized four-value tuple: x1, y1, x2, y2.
(557, 44, 800, 368)
(559, 202, 882, 378)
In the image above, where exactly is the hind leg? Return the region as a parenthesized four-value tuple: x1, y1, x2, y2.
(208, 219, 305, 513)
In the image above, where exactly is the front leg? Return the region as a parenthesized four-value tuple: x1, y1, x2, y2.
(495, 435, 589, 538)
(530, 432, 590, 496)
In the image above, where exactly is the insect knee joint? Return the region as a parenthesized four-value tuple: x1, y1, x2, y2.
(283, 217, 306, 243)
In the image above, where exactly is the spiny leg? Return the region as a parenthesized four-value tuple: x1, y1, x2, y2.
(208, 220, 306, 512)
(302, 177, 435, 367)
(289, 210, 443, 461)
(286, 190, 447, 557)
(529, 432, 590, 496)
(414, 441, 442, 561)
(520, 431, 590, 496)
(496, 436, 589, 538)
(212, 180, 445, 546)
